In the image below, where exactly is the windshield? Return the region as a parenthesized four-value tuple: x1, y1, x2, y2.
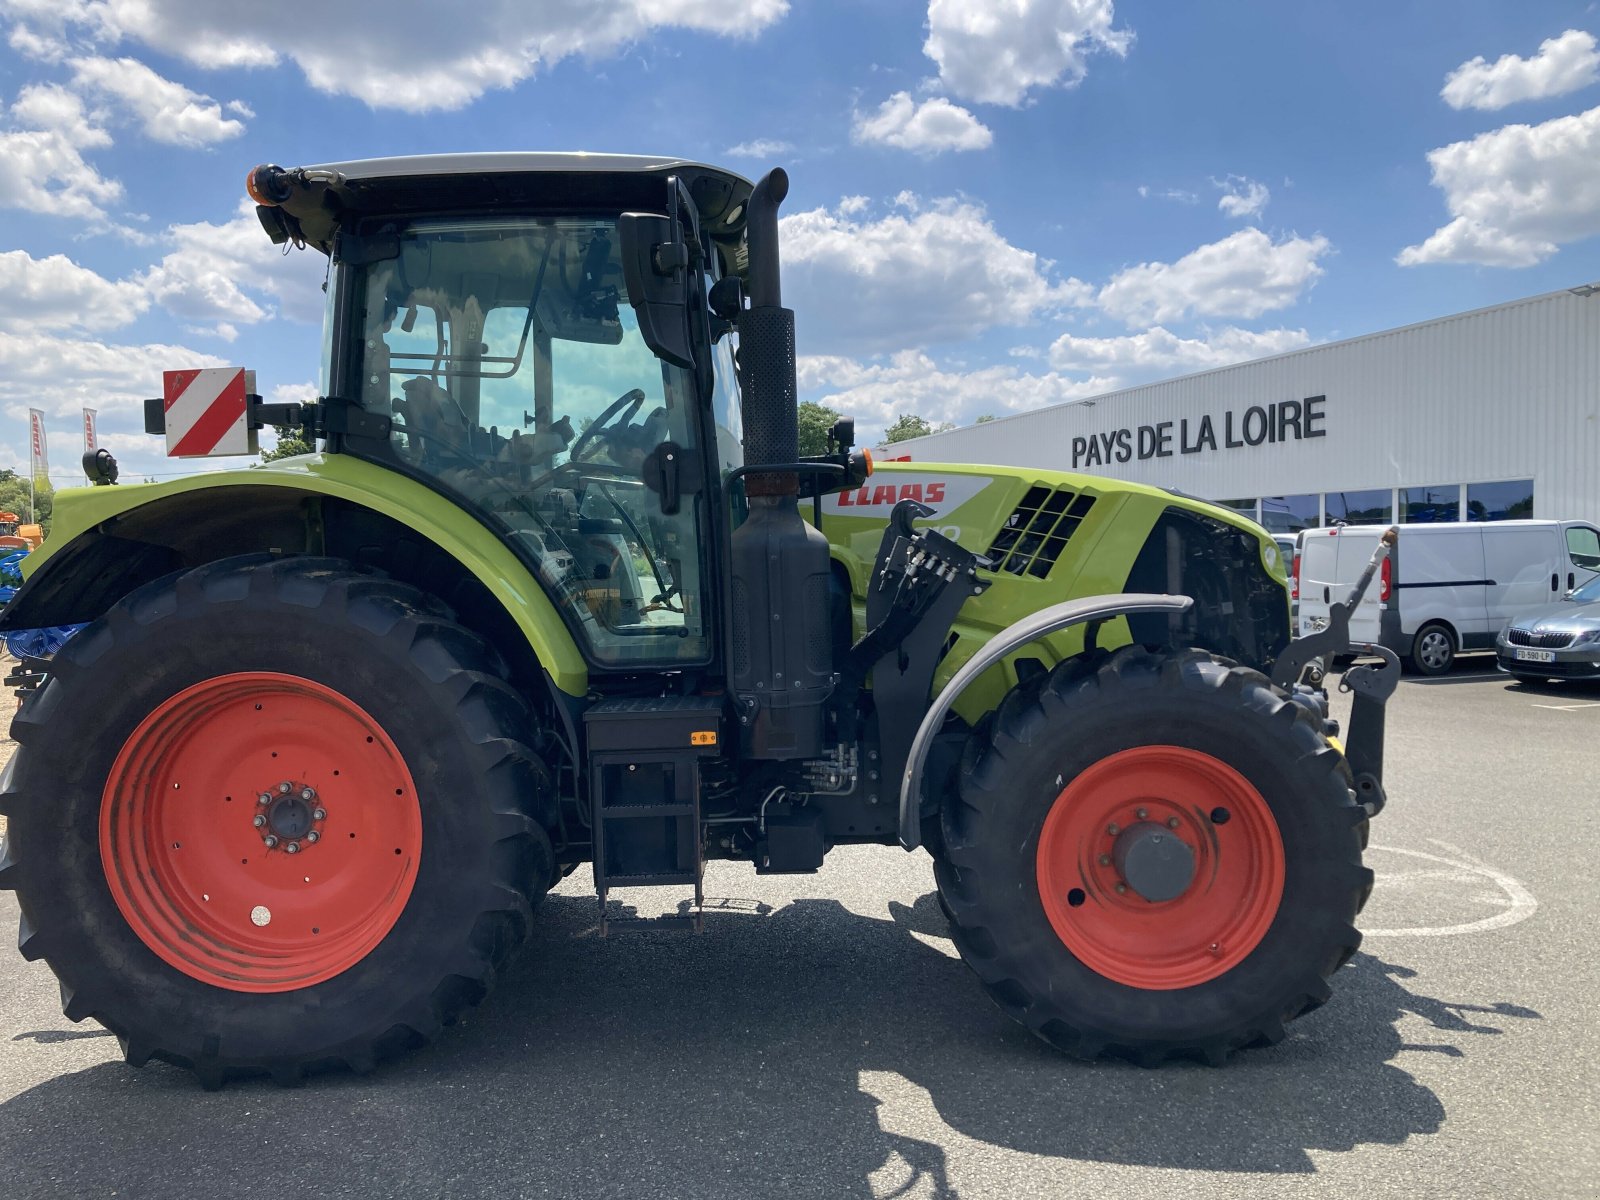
(346, 215, 711, 667)
(1570, 575, 1600, 603)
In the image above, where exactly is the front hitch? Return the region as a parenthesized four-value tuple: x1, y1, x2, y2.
(1270, 527, 1399, 816)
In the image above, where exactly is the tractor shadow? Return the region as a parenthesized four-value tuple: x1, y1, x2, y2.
(0, 889, 1537, 1199)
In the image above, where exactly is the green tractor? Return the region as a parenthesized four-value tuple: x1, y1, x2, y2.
(0, 155, 1396, 1086)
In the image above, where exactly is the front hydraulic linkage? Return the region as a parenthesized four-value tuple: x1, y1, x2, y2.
(1271, 527, 1400, 816)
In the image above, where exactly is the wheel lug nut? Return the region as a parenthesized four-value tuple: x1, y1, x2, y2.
(278, 781, 293, 794)
(1098, 853, 1111, 867)
(300, 788, 316, 802)
(306, 831, 320, 844)
(257, 793, 272, 806)
(1167, 817, 1180, 829)
(313, 808, 326, 821)
(1115, 883, 1127, 895)
(253, 814, 267, 828)
(1106, 823, 1120, 836)
(263, 835, 279, 849)
(1135, 807, 1148, 820)
(286, 841, 301, 855)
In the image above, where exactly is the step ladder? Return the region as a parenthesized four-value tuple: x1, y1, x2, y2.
(582, 696, 723, 936)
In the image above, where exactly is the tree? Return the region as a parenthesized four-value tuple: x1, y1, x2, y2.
(974, 414, 997, 424)
(881, 414, 954, 444)
(0, 473, 53, 533)
(797, 401, 843, 457)
(260, 425, 315, 463)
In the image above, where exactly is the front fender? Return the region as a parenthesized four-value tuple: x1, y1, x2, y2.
(3, 454, 588, 697)
(899, 592, 1193, 849)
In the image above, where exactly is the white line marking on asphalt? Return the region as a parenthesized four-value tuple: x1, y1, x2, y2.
(1361, 839, 1537, 938)
(1531, 702, 1600, 711)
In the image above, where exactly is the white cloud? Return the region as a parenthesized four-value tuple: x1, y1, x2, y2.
(0, 329, 236, 483)
(852, 92, 992, 154)
(725, 138, 794, 158)
(924, 0, 1131, 107)
(139, 201, 328, 326)
(1048, 324, 1312, 375)
(0, 83, 122, 222)
(1441, 29, 1600, 112)
(1398, 104, 1600, 267)
(0, 250, 149, 332)
(69, 56, 246, 146)
(800, 350, 1114, 433)
(780, 195, 1091, 354)
(9, 0, 789, 112)
(1138, 185, 1198, 204)
(1097, 228, 1330, 325)
(1215, 174, 1270, 220)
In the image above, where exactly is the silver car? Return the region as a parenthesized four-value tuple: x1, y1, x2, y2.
(1496, 574, 1600, 681)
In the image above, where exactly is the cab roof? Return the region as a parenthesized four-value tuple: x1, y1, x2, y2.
(259, 152, 756, 274)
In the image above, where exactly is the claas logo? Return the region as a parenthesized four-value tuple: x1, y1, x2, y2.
(836, 481, 947, 508)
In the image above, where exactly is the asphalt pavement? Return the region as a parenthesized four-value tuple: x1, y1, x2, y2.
(0, 658, 1595, 1199)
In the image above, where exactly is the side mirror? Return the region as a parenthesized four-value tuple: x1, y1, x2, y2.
(619, 213, 696, 371)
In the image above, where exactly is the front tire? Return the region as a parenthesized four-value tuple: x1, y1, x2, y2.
(0, 557, 557, 1086)
(935, 646, 1370, 1065)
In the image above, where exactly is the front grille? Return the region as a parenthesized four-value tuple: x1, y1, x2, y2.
(1508, 628, 1574, 649)
(986, 486, 1096, 579)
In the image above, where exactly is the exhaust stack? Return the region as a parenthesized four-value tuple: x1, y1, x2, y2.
(728, 168, 834, 759)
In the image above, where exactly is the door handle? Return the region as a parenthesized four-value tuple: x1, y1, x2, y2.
(1569, 571, 1576, 590)
(1552, 572, 1559, 591)
(1323, 586, 1330, 604)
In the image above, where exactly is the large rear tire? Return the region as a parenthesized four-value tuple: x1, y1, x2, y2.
(935, 646, 1370, 1065)
(0, 556, 557, 1086)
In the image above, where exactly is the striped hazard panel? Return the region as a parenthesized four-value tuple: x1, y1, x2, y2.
(163, 368, 258, 458)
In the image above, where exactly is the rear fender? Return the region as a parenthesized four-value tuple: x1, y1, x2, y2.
(1, 455, 587, 697)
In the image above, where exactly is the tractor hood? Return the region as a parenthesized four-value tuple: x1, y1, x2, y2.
(250, 152, 754, 281)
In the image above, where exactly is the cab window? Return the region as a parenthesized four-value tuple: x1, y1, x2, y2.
(350, 216, 710, 668)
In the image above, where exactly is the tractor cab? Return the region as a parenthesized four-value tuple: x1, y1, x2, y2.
(256, 155, 761, 669)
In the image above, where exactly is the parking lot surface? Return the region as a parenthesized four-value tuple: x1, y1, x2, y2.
(0, 661, 1595, 1199)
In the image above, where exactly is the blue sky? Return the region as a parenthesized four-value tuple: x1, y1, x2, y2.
(3, 0, 1600, 483)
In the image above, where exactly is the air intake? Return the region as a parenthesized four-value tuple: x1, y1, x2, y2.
(986, 486, 1096, 578)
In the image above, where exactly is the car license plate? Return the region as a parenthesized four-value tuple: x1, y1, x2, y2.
(1514, 648, 1556, 663)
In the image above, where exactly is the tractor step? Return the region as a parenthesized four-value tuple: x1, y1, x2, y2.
(583, 696, 724, 937)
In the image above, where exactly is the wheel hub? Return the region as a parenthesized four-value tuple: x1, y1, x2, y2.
(1112, 821, 1196, 902)
(254, 782, 326, 852)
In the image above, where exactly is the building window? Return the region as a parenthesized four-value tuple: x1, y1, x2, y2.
(1216, 498, 1258, 521)
(1402, 486, 1459, 523)
(1466, 480, 1533, 522)
(1324, 488, 1392, 525)
(1260, 494, 1319, 534)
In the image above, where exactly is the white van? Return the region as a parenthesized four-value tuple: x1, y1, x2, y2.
(1295, 520, 1600, 675)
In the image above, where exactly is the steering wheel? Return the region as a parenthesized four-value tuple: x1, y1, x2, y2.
(569, 388, 646, 462)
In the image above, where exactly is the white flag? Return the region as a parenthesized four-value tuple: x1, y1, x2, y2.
(82, 408, 98, 454)
(28, 408, 48, 479)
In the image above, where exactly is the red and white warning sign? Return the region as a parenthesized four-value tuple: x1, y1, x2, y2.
(162, 367, 258, 458)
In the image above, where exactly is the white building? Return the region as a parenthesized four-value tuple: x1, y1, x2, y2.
(883, 288, 1600, 531)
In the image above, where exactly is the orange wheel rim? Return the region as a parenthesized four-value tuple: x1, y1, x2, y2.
(1035, 745, 1285, 990)
(100, 672, 422, 993)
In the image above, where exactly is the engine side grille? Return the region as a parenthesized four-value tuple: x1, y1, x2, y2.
(985, 486, 1096, 579)
(1508, 628, 1574, 648)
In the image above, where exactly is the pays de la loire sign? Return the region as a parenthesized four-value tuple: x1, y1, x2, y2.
(1071, 395, 1327, 470)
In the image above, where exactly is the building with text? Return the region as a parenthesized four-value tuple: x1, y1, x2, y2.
(883, 288, 1600, 532)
